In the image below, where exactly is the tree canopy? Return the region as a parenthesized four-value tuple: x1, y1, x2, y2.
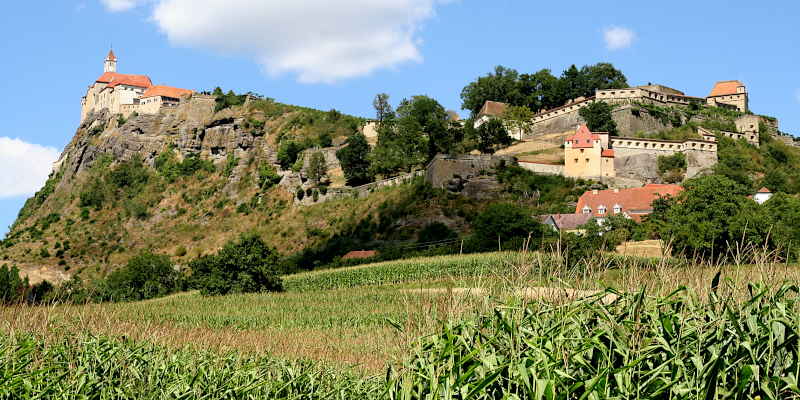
(461, 63, 628, 116)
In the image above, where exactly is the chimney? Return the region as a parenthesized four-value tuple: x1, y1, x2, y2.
(592, 189, 599, 195)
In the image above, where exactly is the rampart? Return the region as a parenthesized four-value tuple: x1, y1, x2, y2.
(425, 154, 514, 189)
(518, 161, 564, 176)
(611, 137, 717, 182)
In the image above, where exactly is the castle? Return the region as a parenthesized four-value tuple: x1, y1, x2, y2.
(80, 50, 193, 122)
(563, 124, 718, 182)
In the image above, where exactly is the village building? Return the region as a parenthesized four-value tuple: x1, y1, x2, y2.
(341, 250, 378, 260)
(538, 213, 594, 234)
(575, 184, 683, 222)
(706, 80, 749, 112)
(80, 50, 193, 122)
(752, 187, 773, 205)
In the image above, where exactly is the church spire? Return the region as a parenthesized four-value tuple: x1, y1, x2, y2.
(104, 49, 117, 73)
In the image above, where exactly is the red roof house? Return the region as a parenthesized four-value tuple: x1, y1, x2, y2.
(341, 250, 378, 260)
(575, 184, 683, 221)
(708, 80, 745, 97)
(565, 124, 608, 148)
(141, 85, 194, 100)
(96, 72, 153, 89)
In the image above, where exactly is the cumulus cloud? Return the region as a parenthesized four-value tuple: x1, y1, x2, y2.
(0, 138, 60, 198)
(101, 0, 450, 83)
(100, 0, 147, 12)
(603, 26, 635, 50)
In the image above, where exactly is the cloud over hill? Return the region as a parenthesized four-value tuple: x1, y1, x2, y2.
(0, 137, 59, 198)
(102, 0, 451, 83)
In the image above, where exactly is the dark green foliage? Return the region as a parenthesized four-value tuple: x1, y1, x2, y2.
(337, 132, 373, 186)
(714, 137, 756, 189)
(579, 101, 618, 135)
(104, 253, 184, 302)
(79, 178, 106, 210)
(495, 164, 583, 212)
(0, 264, 27, 305)
(417, 222, 457, 244)
(156, 151, 215, 182)
(189, 233, 283, 296)
(257, 163, 281, 191)
(660, 175, 754, 260)
(657, 153, 687, 183)
(461, 63, 628, 116)
(472, 203, 541, 250)
(277, 141, 304, 170)
(477, 119, 511, 154)
(307, 151, 327, 185)
(213, 88, 247, 112)
(107, 156, 150, 196)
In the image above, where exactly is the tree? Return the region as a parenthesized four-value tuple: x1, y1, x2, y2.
(579, 101, 618, 135)
(190, 233, 283, 296)
(502, 105, 534, 139)
(369, 96, 436, 176)
(460, 66, 524, 116)
(396, 95, 451, 159)
(472, 203, 542, 250)
(306, 151, 328, 185)
(518, 69, 562, 111)
(0, 264, 27, 305)
(104, 252, 184, 302)
(657, 153, 687, 183)
(337, 133, 372, 186)
(661, 175, 754, 260)
(373, 93, 394, 123)
(417, 222, 457, 244)
(277, 141, 303, 170)
(477, 119, 512, 154)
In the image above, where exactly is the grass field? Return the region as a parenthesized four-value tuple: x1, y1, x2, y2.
(2, 251, 800, 397)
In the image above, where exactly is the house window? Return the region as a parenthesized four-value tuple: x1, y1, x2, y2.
(598, 205, 607, 215)
(574, 158, 578, 163)
(585, 158, 590, 163)
(582, 206, 592, 214)
(613, 204, 622, 214)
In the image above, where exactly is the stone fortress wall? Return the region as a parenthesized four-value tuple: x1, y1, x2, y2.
(610, 137, 718, 182)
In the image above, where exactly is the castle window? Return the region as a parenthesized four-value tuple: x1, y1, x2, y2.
(613, 204, 622, 214)
(582, 206, 592, 214)
(598, 205, 607, 215)
(585, 158, 590, 163)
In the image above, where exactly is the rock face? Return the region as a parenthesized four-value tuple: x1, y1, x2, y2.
(426, 154, 513, 200)
(53, 96, 276, 198)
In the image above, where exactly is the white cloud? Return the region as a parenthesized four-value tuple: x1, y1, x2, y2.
(603, 26, 635, 51)
(0, 138, 60, 198)
(100, 0, 147, 12)
(103, 0, 451, 83)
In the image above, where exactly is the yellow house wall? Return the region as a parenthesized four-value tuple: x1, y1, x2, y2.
(565, 145, 602, 178)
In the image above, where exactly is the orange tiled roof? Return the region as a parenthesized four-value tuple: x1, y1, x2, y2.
(478, 101, 508, 117)
(708, 80, 744, 97)
(566, 125, 604, 148)
(342, 250, 378, 260)
(601, 149, 615, 157)
(575, 184, 683, 218)
(96, 72, 152, 88)
(106, 49, 117, 61)
(757, 187, 772, 193)
(141, 85, 193, 99)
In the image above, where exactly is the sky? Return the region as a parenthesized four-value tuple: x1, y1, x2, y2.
(0, 0, 798, 238)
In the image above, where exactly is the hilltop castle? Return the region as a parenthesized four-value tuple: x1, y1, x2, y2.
(80, 50, 193, 122)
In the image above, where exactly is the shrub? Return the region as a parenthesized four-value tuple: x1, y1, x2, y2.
(579, 101, 618, 135)
(189, 233, 283, 296)
(104, 253, 184, 302)
(307, 151, 327, 185)
(258, 163, 281, 190)
(472, 203, 542, 250)
(417, 222, 457, 244)
(0, 264, 27, 305)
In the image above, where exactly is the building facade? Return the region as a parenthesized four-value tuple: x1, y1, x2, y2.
(80, 50, 193, 122)
(705, 80, 748, 112)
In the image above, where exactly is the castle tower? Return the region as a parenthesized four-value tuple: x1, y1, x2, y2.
(104, 49, 117, 73)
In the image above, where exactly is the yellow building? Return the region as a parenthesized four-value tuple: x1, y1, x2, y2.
(564, 125, 615, 179)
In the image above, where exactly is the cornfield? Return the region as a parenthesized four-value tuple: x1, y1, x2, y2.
(391, 283, 800, 399)
(3, 282, 800, 398)
(284, 252, 537, 292)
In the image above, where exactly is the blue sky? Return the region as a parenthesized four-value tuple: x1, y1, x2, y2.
(1, 0, 798, 237)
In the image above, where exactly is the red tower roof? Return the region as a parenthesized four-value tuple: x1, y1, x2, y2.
(566, 125, 603, 148)
(106, 49, 117, 61)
